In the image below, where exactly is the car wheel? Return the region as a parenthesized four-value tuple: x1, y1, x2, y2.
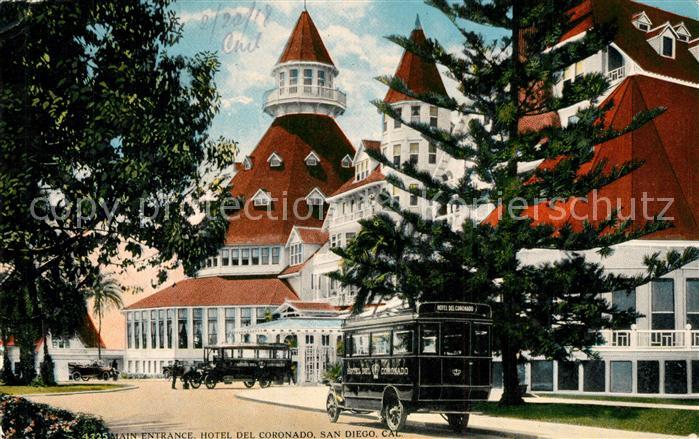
(446, 414, 469, 434)
(190, 373, 203, 389)
(81, 375, 90, 381)
(102, 372, 110, 381)
(71, 371, 81, 381)
(243, 380, 255, 388)
(258, 379, 271, 388)
(326, 393, 340, 423)
(383, 396, 407, 432)
(204, 374, 217, 390)
(163, 370, 171, 380)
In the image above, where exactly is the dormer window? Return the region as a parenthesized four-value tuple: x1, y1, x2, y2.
(632, 11, 652, 32)
(243, 156, 253, 170)
(341, 155, 353, 168)
(674, 23, 691, 42)
(662, 35, 674, 57)
(305, 151, 320, 166)
(267, 152, 283, 168)
(305, 188, 326, 206)
(252, 189, 272, 207)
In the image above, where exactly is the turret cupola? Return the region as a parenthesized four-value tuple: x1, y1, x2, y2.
(263, 10, 347, 118)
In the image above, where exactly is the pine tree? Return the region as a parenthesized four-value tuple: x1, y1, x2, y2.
(332, 0, 699, 406)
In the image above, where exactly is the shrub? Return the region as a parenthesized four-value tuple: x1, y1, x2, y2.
(0, 393, 109, 438)
(322, 362, 342, 383)
(39, 355, 57, 386)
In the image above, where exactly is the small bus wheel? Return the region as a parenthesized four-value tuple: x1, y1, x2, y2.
(383, 394, 407, 432)
(204, 374, 217, 389)
(258, 379, 271, 388)
(446, 414, 469, 433)
(243, 380, 255, 388)
(326, 394, 340, 423)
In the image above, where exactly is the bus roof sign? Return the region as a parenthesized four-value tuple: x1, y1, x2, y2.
(418, 302, 491, 318)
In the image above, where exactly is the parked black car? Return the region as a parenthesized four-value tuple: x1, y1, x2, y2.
(68, 361, 119, 381)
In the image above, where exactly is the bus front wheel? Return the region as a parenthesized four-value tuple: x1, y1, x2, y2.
(326, 394, 340, 423)
(258, 379, 271, 388)
(446, 414, 469, 433)
(383, 395, 407, 432)
(204, 374, 217, 389)
(243, 380, 255, 388)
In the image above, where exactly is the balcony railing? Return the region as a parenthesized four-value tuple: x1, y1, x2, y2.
(333, 207, 375, 226)
(263, 86, 347, 109)
(599, 328, 699, 350)
(606, 65, 626, 82)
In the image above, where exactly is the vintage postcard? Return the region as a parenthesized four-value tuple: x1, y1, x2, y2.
(1, 0, 698, 438)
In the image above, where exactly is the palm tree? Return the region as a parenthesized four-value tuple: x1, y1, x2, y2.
(87, 273, 123, 360)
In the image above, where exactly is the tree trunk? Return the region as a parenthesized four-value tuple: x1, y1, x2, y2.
(97, 313, 102, 360)
(499, 335, 524, 406)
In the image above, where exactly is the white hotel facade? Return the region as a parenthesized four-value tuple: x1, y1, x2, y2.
(122, 0, 699, 394)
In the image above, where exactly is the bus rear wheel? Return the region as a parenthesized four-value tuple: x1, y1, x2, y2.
(258, 379, 271, 388)
(383, 396, 407, 432)
(446, 414, 469, 434)
(204, 374, 217, 389)
(243, 380, 255, 388)
(326, 394, 340, 423)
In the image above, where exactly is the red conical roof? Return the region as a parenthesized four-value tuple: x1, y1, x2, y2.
(278, 11, 334, 66)
(225, 114, 355, 245)
(384, 22, 447, 103)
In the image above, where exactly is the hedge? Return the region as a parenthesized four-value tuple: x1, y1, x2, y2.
(0, 393, 109, 438)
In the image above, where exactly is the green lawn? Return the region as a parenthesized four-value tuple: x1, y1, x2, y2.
(533, 393, 699, 406)
(473, 402, 699, 436)
(0, 383, 125, 395)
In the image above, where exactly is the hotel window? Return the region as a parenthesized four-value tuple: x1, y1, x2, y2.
(127, 312, 133, 349)
(428, 143, 437, 164)
(151, 310, 157, 348)
(158, 309, 165, 349)
(677, 33, 688, 42)
(391, 185, 400, 205)
(271, 247, 280, 264)
(392, 144, 401, 167)
(241, 248, 250, 265)
(231, 248, 240, 266)
(345, 232, 356, 244)
(322, 335, 330, 346)
(317, 70, 326, 87)
(687, 279, 699, 328)
(409, 184, 419, 206)
(222, 249, 230, 266)
(241, 308, 252, 327)
(563, 64, 574, 87)
(330, 234, 337, 248)
(243, 157, 252, 170)
(303, 68, 313, 93)
(637, 22, 649, 31)
(279, 71, 285, 93)
(212, 256, 218, 267)
(134, 312, 140, 349)
(261, 247, 269, 264)
(429, 106, 438, 127)
(651, 279, 675, 330)
(662, 36, 674, 57)
(289, 69, 298, 93)
(193, 308, 203, 349)
(251, 248, 260, 265)
(225, 308, 236, 344)
(269, 155, 282, 168)
(574, 61, 584, 79)
(306, 335, 315, 345)
(341, 155, 352, 168)
(393, 107, 402, 129)
(51, 337, 70, 349)
(612, 289, 636, 329)
(305, 154, 318, 166)
(207, 308, 218, 346)
(178, 308, 189, 349)
(256, 307, 269, 324)
(410, 105, 420, 123)
(166, 309, 173, 349)
(141, 311, 148, 349)
(409, 143, 419, 165)
(290, 243, 303, 266)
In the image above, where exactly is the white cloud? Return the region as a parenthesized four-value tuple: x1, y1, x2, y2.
(221, 95, 254, 108)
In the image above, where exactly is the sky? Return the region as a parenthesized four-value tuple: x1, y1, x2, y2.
(99, 0, 699, 349)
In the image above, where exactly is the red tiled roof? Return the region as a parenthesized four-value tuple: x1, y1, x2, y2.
(296, 227, 328, 245)
(484, 75, 699, 240)
(361, 139, 381, 151)
(330, 166, 385, 198)
(125, 277, 299, 310)
(518, 112, 561, 133)
(225, 114, 354, 245)
(278, 11, 334, 66)
(560, 0, 699, 84)
(0, 336, 15, 347)
(80, 314, 107, 349)
(385, 25, 447, 103)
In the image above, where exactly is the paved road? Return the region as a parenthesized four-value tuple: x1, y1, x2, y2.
(28, 380, 504, 439)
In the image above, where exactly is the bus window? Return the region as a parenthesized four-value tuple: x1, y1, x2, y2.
(420, 325, 438, 354)
(351, 334, 369, 356)
(442, 323, 467, 356)
(392, 330, 413, 354)
(371, 332, 390, 355)
(472, 324, 491, 356)
(223, 349, 233, 359)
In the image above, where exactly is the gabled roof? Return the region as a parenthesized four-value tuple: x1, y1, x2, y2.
(296, 226, 328, 245)
(361, 139, 381, 151)
(384, 18, 448, 103)
(304, 151, 320, 163)
(125, 277, 299, 310)
(330, 165, 385, 198)
(274, 300, 338, 315)
(225, 114, 354, 245)
(560, 0, 699, 84)
(485, 75, 699, 240)
(278, 10, 335, 67)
